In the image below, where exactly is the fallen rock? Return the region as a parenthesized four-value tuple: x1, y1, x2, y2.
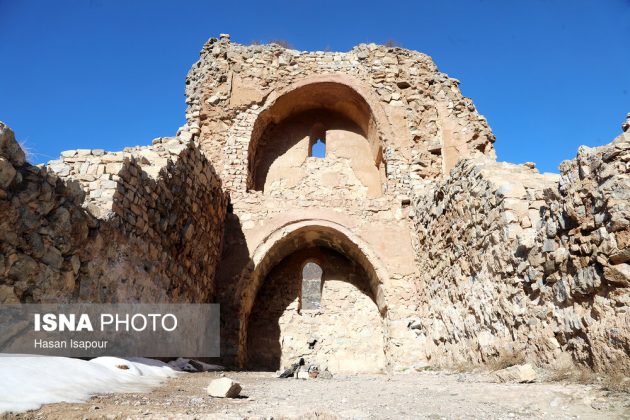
(493, 363, 537, 383)
(207, 377, 241, 398)
(318, 369, 333, 380)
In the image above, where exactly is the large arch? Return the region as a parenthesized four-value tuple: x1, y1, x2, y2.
(247, 75, 395, 192)
(236, 219, 391, 368)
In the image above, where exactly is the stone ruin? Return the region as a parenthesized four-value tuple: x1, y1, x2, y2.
(1, 34, 629, 375)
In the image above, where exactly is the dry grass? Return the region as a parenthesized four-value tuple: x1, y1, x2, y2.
(546, 362, 595, 384)
(451, 360, 476, 373)
(384, 39, 401, 48)
(435, 350, 528, 374)
(602, 370, 630, 393)
(269, 39, 292, 49)
(545, 357, 629, 393)
(486, 351, 527, 371)
(18, 140, 34, 162)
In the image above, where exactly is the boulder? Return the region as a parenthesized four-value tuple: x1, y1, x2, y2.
(492, 363, 537, 383)
(207, 377, 241, 398)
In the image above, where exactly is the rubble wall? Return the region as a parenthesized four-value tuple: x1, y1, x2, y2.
(0, 123, 228, 304)
(411, 128, 630, 373)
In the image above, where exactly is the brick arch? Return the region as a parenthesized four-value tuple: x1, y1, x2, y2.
(247, 74, 394, 191)
(236, 219, 391, 367)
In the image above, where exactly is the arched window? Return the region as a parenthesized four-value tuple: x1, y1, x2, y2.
(301, 261, 323, 310)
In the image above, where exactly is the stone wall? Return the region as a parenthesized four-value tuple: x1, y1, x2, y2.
(0, 122, 228, 304)
(411, 123, 630, 373)
(535, 127, 630, 372)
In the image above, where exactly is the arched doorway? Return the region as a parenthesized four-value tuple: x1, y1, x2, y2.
(238, 221, 390, 373)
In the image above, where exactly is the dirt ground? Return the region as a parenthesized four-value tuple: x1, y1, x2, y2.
(6, 370, 630, 420)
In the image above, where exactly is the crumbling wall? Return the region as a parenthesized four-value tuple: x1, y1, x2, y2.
(411, 123, 630, 373)
(0, 122, 228, 304)
(533, 127, 630, 372)
(182, 35, 496, 197)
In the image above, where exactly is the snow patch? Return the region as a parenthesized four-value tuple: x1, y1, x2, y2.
(0, 355, 181, 414)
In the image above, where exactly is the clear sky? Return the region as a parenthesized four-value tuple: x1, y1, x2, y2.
(1, 0, 628, 173)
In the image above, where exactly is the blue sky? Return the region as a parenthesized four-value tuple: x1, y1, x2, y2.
(0, 0, 628, 173)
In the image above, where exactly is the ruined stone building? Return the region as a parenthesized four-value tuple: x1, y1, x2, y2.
(1, 34, 629, 374)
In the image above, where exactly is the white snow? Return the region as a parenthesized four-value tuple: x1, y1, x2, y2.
(0, 354, 181, 414)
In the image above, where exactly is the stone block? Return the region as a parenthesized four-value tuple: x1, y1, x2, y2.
(106, 163, 124, 174)
(207, 377, 241, 398)
(492, 364, 537, 383)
